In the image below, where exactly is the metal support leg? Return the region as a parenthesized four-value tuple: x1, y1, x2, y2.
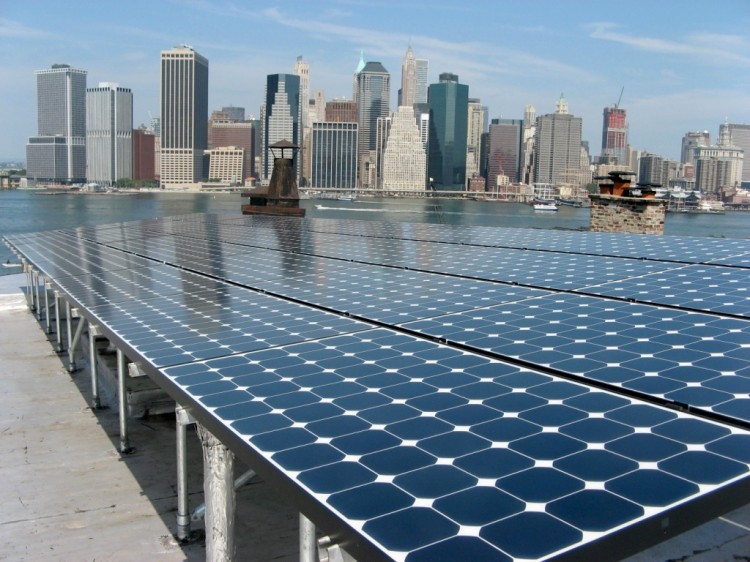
(191, 468, 256, 522)
(89, 324, 101, 409)
(33, 270, 42, 320)
(68, 314, 86, 373)
(300, 514, 317, 562)
(25, 264, 35, 311)
(117, 349, 132, 454)
(54, 291, 64, 353)
(175, 405, 195, 542)
(43, 278, 51, 334)
(197, 423, 235, 562)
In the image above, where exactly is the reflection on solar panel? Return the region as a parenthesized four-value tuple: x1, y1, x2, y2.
(5, 213, 750, 561)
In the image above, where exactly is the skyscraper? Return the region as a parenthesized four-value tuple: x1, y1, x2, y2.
(415, 59, 429, 105)
(725, 123, 750, 183)
(26, 64, 87, 184)
(382, 106, 426, 193)
(356, 61, 390, 188)
(533, 94, 584, 187)
(86, 82, 133, 185)
(427, 73, 469, 190)
(681, 131, 710, 165)
(487, 118, 524, 189)
(160, 45, 209, 188)
(261, 73, 301, 183)
(695, 122, 744, 193)
(601, 105, 628, 165)
(310, 122, 358, 189)
(400, 46, 417, 107)
(466, 99, 485, 179)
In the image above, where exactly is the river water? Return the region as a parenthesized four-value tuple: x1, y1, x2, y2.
(2, 189, 749, 275)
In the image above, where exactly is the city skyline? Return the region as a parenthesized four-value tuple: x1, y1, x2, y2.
(2, 0, 749, 163)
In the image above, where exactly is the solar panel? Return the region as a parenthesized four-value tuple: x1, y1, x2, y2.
(5, 213, 750, 561)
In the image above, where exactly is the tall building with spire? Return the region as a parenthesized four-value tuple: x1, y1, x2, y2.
(427, 73, 469, 190)
(532, 94, 584, 187)
(352, 51, 366, 103)
(160, 45, 209, 188)
(293, 56, 311, 184)
(382, 106, 426, 192)
(400, 45, 417, 107)
(261, 73, 301, 183)
(356, 61, 390, 188)
(86, 82, 133, 186)
(601, 105, 628, 165)
(26, 63, 87, 184)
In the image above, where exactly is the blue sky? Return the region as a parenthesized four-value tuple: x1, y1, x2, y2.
(2, 0, 748, 162)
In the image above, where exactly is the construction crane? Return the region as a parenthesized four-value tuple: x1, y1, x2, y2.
(615, 86, 624, 109)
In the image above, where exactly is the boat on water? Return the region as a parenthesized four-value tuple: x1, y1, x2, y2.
(3, 261, 22, 268)
(557, 198, 583, 208)
(532, 198, 558, 212)
(337, 195, 355, 201)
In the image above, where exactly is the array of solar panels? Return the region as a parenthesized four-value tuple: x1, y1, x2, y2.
(5, 213, 750, 562)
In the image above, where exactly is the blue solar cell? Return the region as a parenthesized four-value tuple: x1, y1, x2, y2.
(498, 467, 584, 502)
(394, 465, 477, 499)
(434, 486, 524, 526)
(419, 431, 491, 458)
(480, 512, 582, 559)
(298, 461, 377, 494)
(548, 489, 643, 531)
(329, 482, 414, 521)
(555, 449, 638, 481)
(407, 536, 512, 562)
(606, 433, 687, 462)
(660, 451, 747, 485)
(361, 446, 435, 475)
(272, 443, 344, 471)
(607, 469, 699, 507)
(363, 507, 459, 552)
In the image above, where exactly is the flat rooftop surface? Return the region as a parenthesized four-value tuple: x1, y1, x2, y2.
(4, 215, 750, 561)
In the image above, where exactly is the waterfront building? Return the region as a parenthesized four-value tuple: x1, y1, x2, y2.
(209, 113, 255, 180)
(26, 64, 87, 184)
(261, 73, 301, 183)
(325, 99, 357, 123)
(382, 106, 426, 193)
(681, 131, 710, 165)
(207, 146, 244, 185)
(532, 94, 584, 188)
(427, 73, 469, 190)
(132, 126, 156, 181)
(487, 119, 524, 192)
(86, 82, 133, 186)
(695, 123, 744, 193)
(639, 152, 679, 187)
(466, 99, 485, 179)
(309, 122, 358, 189)
(724, 122, 750, 183)
(160, 45, 209, 188)
(356, 61, 390, 188)
(601, 105, 628, 165)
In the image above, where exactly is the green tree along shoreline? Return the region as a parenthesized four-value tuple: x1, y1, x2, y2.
(114, 178, 159, 188)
